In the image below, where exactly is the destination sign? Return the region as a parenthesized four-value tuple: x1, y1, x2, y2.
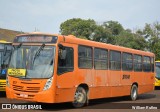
(14, 35, 57, 43)
(8, 68, 26, 77)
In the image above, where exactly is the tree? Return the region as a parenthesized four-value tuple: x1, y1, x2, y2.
(60, 18, 113, 42)
(142, 21, 160, 60)
(102, 21, 124, 35)
(91, 25, 112, 43)
(114, 30, 146, 50)
(60, 18, 97, 40)
(60, 18, 160, 58)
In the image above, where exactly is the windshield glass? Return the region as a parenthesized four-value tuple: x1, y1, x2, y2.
(0, 44, 12, 79)
(0, 52, 2, 72)
(156, 62, 160, 78)
(9, 45, 55, 78)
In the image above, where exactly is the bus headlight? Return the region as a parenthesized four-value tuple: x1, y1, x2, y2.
(43, 77, 53, 91)
(6, 76, 10, 87)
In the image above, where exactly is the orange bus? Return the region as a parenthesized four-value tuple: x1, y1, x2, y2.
(6, 32, 155, 107)
(0, 40, 12, 91)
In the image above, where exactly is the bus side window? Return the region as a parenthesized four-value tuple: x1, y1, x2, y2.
(143, 56, 151, 72)
(58, 46, 74, 75)
(134, 55, 142, 71)
(151, 57, 154, 72)
(122, 52, 133, 71)
(94, 48, 108, 70)
(109, 50, 121, 70)
(78, 45, 92, 69)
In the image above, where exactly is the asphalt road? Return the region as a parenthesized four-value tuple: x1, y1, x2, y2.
(0, 88, 160, 112)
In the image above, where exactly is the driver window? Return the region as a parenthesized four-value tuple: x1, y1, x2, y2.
(58, 46, 74, 75)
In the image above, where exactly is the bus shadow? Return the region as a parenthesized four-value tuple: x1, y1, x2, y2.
(28, 93, 155, 111)
(1, 93, 156, 111)
(36, 97, 129, 110)
(0, 91, 6, 97)
(155, 86, 160, 90)
(137, 93, 156, 100)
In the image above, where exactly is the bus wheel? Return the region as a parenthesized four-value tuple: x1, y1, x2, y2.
(72, 87, 87, 108)
(130, 84, 138, 101)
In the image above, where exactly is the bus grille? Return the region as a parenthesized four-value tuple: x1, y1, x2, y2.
(12, 85, 40, 93)
(0, 82, 6, 91)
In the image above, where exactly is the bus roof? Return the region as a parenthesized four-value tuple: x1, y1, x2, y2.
(0, 40, 11, 44)
(16, 32, 58, 37)
(15, 32, 154, 57)
(63, 35, 154, 57)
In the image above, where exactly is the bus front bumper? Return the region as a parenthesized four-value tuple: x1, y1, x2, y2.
(6, 87, 55, 103)
(0, 80, 6, 91)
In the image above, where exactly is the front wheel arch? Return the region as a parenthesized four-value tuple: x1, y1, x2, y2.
(72, 84, 89, 108)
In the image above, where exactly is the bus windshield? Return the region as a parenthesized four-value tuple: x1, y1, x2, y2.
(0, 44, 12, 79)
(9, 45, 55, 78)
(156, 62, 160, 78)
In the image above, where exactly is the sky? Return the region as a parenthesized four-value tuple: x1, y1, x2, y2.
(0, 0, 160, 34)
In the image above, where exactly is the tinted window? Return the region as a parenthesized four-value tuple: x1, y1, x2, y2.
(109, 51, 121, 70)
(0, 52, 2, 70)
(122, 53, 133, 71)
(151, 57, 154, 72)
(58, 47, 74, 74)
(94, 48, 108, 69)
(78, 46, 92, 68)
(134, 55, 142, 71)
(143, 56, 151, 72)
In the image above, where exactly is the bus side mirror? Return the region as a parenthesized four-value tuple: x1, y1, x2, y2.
(58, 44, 66, 59)
(4, 45, 7, 56)
(58, 44, 64, 50)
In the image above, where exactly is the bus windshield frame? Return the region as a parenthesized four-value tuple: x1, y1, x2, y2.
(8, 44, 56, 79)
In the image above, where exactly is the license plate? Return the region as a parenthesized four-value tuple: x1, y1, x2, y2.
(20, 94, 28, 98)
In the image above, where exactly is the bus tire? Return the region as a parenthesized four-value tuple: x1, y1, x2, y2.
(72, 87, 87, 108)
(130, 84, 138, 101)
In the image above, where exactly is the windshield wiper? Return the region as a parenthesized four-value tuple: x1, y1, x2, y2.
(17, 43, 22, 48)
(3, 45, 8, 64)
(33, 43, 45, 64)
(13, 43, 22, 50)
(3, 43, 21, 64)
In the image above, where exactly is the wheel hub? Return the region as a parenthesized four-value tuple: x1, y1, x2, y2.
(75, 91, 84, 102)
